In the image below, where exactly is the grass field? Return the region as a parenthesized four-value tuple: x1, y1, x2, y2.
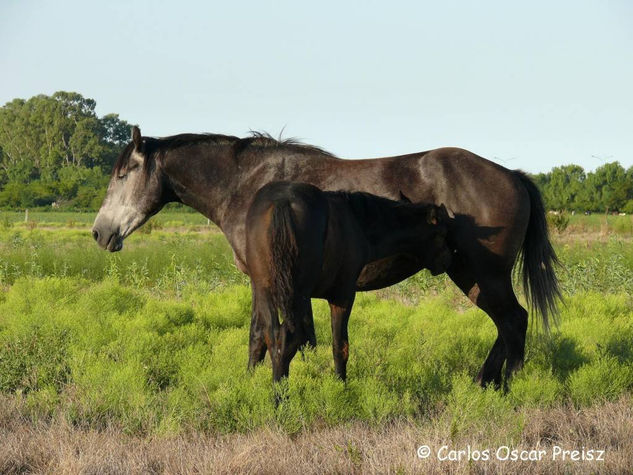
(1, 212, 632, 473)
(0, 208, 211, 229)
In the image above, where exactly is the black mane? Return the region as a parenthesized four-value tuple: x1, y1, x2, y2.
(113, 131, 335, 176)
(237, 131, 336, 158)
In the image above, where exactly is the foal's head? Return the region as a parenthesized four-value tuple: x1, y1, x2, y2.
(92, 126, 169, 251)
(419, 203, 453, 275)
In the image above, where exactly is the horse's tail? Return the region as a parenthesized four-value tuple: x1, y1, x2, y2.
(269, 200, 299, 330)
(515, 171, 562, 331)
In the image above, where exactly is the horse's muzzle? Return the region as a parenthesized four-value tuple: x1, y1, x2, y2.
(92, 226, 123, 252)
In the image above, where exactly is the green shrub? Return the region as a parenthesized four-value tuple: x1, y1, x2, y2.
(568, 356, 633, 406)
(547, 212, 570, 233)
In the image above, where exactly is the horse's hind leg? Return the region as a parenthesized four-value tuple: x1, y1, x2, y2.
(450, 260, 527, 389)
(476, 276, 528, 390)
(328, 292, 355, 381)
(450, 272, 528, 389)
(476, 336, 506, 388)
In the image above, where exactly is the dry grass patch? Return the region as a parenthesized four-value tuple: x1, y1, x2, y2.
(1, 397, 630, 474)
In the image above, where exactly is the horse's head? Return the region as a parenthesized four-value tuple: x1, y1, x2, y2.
(92, 126, 169, 251)
(423, 203, 453, 276)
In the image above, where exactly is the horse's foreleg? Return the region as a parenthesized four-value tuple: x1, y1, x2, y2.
(233, 249, 249, 274)
(329, 293, 355, 381)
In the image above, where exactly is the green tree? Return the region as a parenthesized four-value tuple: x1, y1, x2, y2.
(589, 162, 630, 213)
(99, 113, 133, 169)
(0, 91, 131, 208)
(0, 92, 131, 183)
(543, 165, 586, 211)
(0, 98, 39, 182)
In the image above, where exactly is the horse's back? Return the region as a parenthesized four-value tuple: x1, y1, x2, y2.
(406, 148, 531, 265)
(418, 147, 528, 214)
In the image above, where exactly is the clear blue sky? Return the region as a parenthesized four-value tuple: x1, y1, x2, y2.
(1, 0, 631, 173)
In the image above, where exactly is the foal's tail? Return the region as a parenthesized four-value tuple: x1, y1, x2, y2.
(269, 200, 299, 330)
(515, 171, 562, 331)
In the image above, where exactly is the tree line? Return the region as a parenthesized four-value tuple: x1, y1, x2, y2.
(0, 91, 131, 209)
(533, 163, 633, 214)
(0, 91, 631, 212)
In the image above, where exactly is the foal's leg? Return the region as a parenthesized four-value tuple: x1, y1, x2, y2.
(264, 299, 309, 382)
(267, 310, 286, 383)
(248, 288, 289, 382)
(248, 287, 270, 370)
(328, 293, 355, 381)
(278, 322, 308, 380)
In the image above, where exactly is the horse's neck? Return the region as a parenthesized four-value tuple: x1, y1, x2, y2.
(163, 145, 317, 227)
(368, 229, 422, 262)
(163, 144, 242, 226)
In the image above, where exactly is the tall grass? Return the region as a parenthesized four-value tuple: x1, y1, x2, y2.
(0, 277, 631, 435)
(1, 213, 633, 437)
(0, 209, 209, 227)
(0, 229, 245, 294)
(3, 227, 633, 301)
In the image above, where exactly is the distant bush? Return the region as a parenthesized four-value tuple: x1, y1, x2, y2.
(547, 212, 570, 233)
(0, 179, 107, 211)
(0, 181, 56, 208)
(139, 219, 163, 234)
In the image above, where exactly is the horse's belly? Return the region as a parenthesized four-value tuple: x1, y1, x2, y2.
(355, 255, 424, 291)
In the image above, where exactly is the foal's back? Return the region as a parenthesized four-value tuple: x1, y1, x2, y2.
(245, 182, 330, 296)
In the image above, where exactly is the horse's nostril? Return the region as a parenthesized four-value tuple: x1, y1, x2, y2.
(92, 229, 99, 241)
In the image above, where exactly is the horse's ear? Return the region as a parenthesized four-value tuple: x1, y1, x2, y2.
(132, 126, 142, 151)
(437, 203, 455, 220)
(399, 191, 412, 203)
(427, 206, 438, 225)
(437, 203, 450, 222)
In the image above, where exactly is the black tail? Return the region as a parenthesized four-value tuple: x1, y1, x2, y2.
(515, 171, 562, 331)
(269, 200, 299, 331)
